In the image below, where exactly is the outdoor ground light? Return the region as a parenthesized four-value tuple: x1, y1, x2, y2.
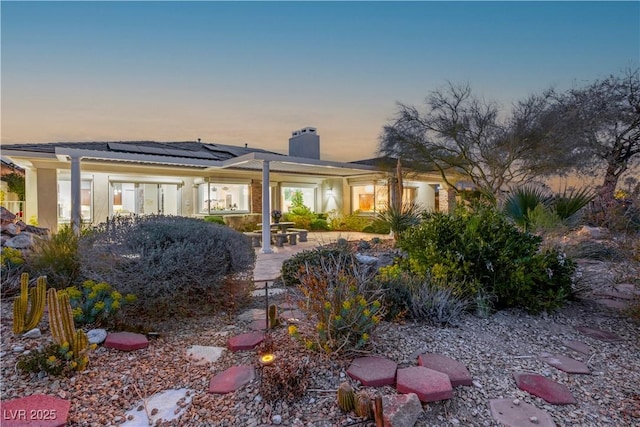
(259, 353, 276, 366)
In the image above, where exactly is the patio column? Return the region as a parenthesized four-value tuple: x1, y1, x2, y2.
(70, 155, 82, 235)
(260, 160, 273, 254)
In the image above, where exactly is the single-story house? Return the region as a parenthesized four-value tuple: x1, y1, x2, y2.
(1, 127, 453, 252)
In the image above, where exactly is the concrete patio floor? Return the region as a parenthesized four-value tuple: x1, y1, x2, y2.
(253, 231, 392, 284)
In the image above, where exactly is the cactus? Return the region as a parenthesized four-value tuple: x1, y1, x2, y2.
(268, 304, 280, 329)
(354, 390, 373, 419)
(12, 273, 46, 335)
(337, 381, 355, 412)
(47, 288, 91, 371)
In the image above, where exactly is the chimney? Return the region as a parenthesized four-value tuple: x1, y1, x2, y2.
(288, 127, 320, 159)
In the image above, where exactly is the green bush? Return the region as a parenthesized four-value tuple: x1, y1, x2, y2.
(310, 218, 330, 231)
(281, 245, 355, 287)
(328, 210, 374, 232)
(204, 215, 226, 225)
(397, 204, 575, 313)
(362, 220, 391, 234)
(60, 280, 136, 326)
(26, 225, 81, 289)
(78, 215, 256, 319)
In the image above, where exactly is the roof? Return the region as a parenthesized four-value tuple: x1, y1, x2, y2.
(2, 140, 378, 178)
(2, 140, 281, 162)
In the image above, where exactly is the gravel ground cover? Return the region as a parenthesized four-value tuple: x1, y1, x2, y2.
(2, 292, 639, 427)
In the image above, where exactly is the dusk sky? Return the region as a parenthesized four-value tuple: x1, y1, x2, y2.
(2, 1, 638, 161)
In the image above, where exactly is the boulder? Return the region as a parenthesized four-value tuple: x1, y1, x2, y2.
(0, 207, 16, 224)
(87, 329, 108, 345)
(1, 223, 21, 236)
(5, 233, 35, 249)
(382, 393, 423, 427)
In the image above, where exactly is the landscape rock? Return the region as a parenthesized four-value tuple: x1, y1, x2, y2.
(87, 329, 108, 345)
(208, 365, 255, 394)
(347, 356, 397, 387)
(355, 253, 378, 265)
(575, 326, 623, 342)
(382, 393, 423, 427)
(417, 353, 473, 387)
(2, 223, 21, 236)
(186, 345, 225, 364)
(121, 388, 193, 426)
(0, 394, 70, 427)
(490, 398, 555, 427)
(5, 233, 35, 249)
(104, 332, 149, 351)
(538, 352, 590, 374)
(396, 366, 453, 402)
(513, 372, 577, 405)
(22, 328, 42, 339)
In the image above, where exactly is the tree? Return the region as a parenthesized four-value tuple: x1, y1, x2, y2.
(379, 83, 564, 202)
(549, 69, 640, 202)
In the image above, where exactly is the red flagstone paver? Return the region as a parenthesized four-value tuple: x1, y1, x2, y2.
(539, 352, 590, 374)
(513, 372, 577, 405)
(490, 398, 555, 427)
(575, 326, 623, 342)
(417, 353, 473, 387)
(594, 299, 629, 310)
(208, 365, 255, 394)
(104, 332, 149, 351)
(0, 394, 70, 427)
(227, 332, 264, 352)
(248, 319, 268, 331)
(562, 340, 593, 355)
(396, 366, 453, 402)
(347, 356, 398, 387)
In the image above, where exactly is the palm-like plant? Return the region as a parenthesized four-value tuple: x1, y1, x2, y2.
(552, 187, 595, 226)
(377, 202, 423, 240)
(503, 185, 552, 229)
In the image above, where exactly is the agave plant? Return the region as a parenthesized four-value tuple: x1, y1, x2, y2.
(503, 185, 552, 230)
(377, 202, 423, 240)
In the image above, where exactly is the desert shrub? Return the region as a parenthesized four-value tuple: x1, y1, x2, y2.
(1, 247, 25, 297)
(376, 268, 469, 324)
(310, 218, 330, 231)
(26, 224, 81, 289)
(284, 205, 315, 230)
(526, 204, 565, 235)
(553, 187, 595, 226)
(60, 280, 136, 327)
(328, 210, 374, 232)
(203, 215, 226, 225)
(586, 196, 640, 232)
(289, 249, 385, 355)
(398, 204, 575, 313)
(281, 245, 355, 287)
(362, 220, 391, 234)
(259, 351, 310, 403)
(78, 215, 255, 319)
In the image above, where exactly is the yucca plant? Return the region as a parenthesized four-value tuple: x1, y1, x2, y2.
(377, 202, 423, 240)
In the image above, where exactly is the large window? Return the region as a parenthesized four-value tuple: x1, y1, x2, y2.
(58, 178, 92, 223)
(351, 184, 388, 213)
(112, 182, 180, 216)
(282, 186, 316, 212)
(198, 182, 249, 214)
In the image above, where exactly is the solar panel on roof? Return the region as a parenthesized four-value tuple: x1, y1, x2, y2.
(107, 143, 218, 160)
